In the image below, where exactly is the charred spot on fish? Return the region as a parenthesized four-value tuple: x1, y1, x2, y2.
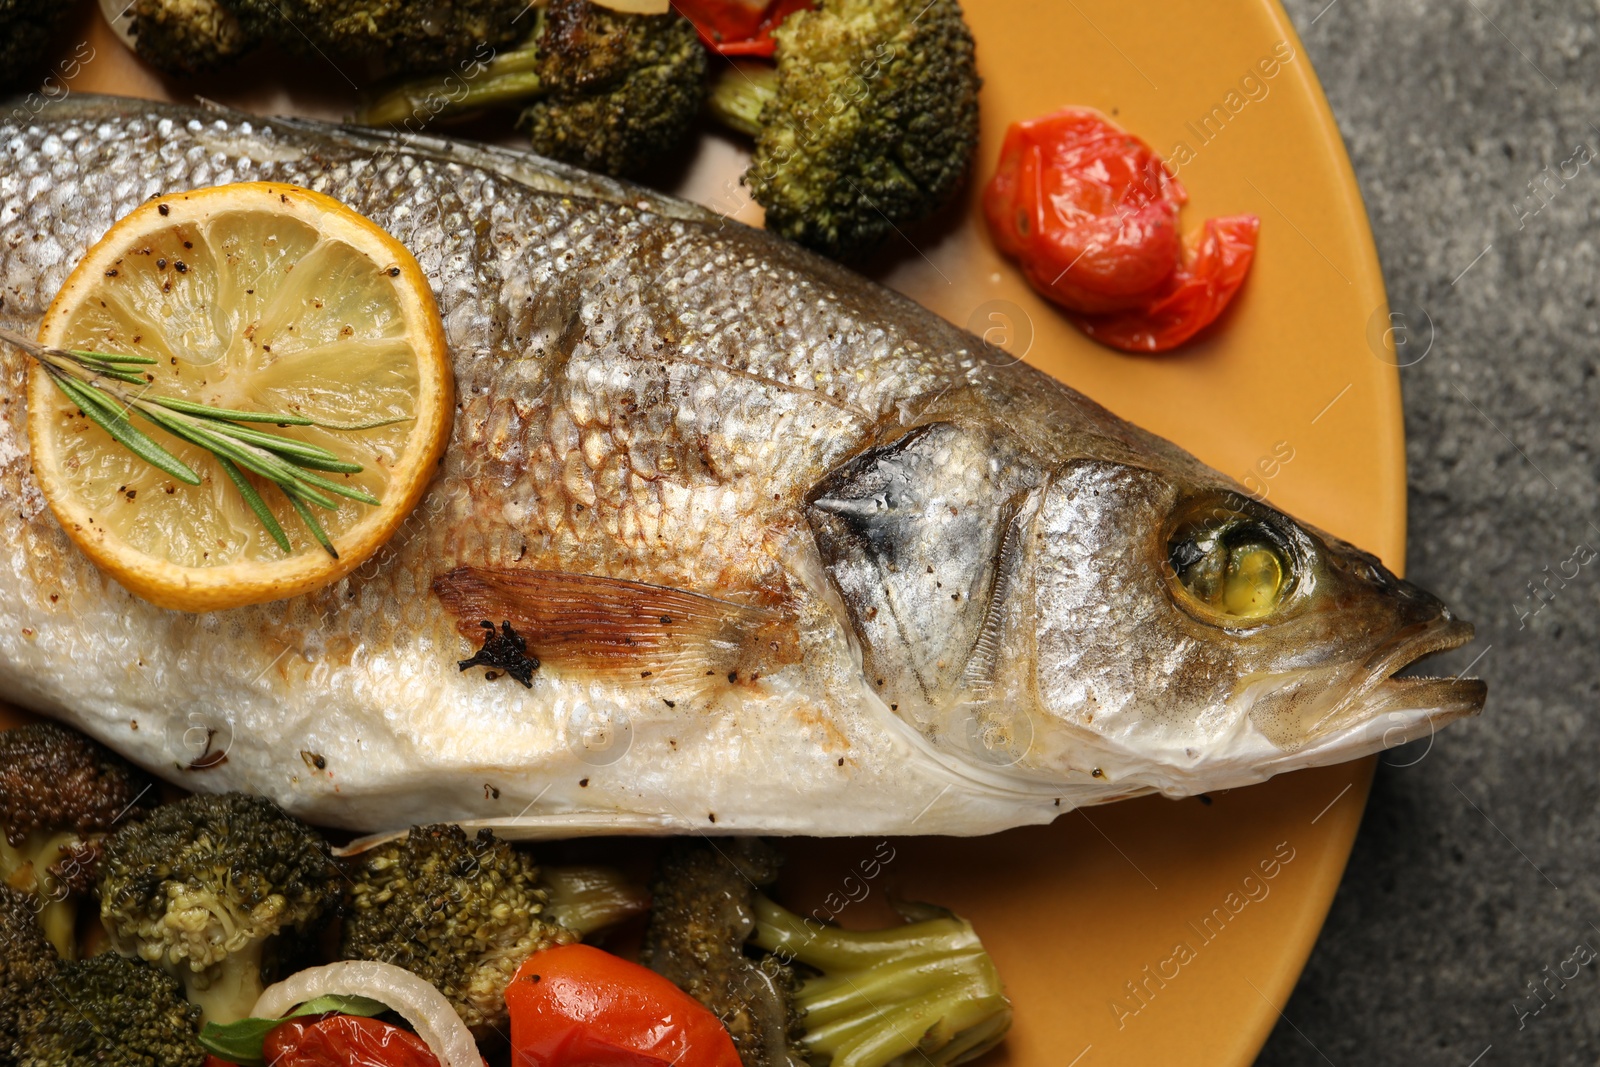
(579, 778, 589, 787)
(458, 619, 540, 688)
(300, 750, 327, 771)
(185, 729, 228, 771)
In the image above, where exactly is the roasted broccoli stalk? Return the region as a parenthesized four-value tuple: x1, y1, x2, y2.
(129, 0, 257, 76)
(1, 886, 59, 1064)
(641, 840, 805, 1067)
(13, 952, 205, 1067)
(357, 0, 707, 178)
(0, 0, 70, 91)
(341, 824, 644, 1037)
(540, 863, 652, 937)
(644, 840, 1010, 1067)
(706, 0, 981, 259)
(228, 0, 529, 75)
(97, 793, 342, 1026)
(750, 895, 1011, 1067)
(0, 723, 157, 957)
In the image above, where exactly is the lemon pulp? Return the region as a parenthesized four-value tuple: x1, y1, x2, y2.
(29, 183, 452, 611)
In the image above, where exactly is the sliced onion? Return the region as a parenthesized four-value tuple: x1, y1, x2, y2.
(98, 0, 138, 49)
(253, 961, 481, 1067)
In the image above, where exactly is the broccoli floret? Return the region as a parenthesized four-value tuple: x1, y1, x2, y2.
(0, 723, 157, 958)
(707, 0, 982, 259)
(644, 841, 1010, 1067)
(339, 824, 579, 1037)
(339, 826, 644, 1037)
(0, 1, 70, 92)
(357, 0, 707, 179)
(97, 793, 342, 1026)
(129, 0, 256, 76)
(516, 0, 708, 177)
(641, 840, 805, 1067)
(228, 0, 528, 75)
(13, 952, 204, 1067)
(0, 886, 59, 1063)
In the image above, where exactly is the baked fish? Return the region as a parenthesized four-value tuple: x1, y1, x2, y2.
(0, 96, 1484, 838)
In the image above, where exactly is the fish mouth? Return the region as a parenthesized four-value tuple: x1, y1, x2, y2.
(1363, 609, 1477, 678)
(1268, 612, 1485, 770)
(1360, 611, 1484, 722)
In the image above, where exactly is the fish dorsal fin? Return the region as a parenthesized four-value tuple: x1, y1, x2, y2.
(434, 567, 793, 688)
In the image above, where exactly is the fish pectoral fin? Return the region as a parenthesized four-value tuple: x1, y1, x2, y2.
(434, 567, 793, 688)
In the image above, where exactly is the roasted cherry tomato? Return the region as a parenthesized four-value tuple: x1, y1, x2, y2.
(1072, 214, 1260, 352)
(506, 944, 741, 1067)
(673, 0, 813, 57)
(983, 106, 1259, 352)
(261, 1014, 441, 1067)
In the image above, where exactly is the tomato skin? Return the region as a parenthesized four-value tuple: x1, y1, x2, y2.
(506, 945, 741, 1067)
(261, 1014, 442, 1067)
(673, 0, 813, 57)
(1070, 214, 1259, 352)
(984, 108, 1185, 313)
(983, 107, 1259, 351)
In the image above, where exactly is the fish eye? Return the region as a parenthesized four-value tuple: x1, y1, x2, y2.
(1167, 518, 1293, 621)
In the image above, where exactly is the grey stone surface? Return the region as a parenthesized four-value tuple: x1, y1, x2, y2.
(1260, 1, 1600, 1064)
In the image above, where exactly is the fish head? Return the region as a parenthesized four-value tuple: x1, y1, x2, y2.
(805, 423, 1484, 799)
(1024, 456, 1485, 794)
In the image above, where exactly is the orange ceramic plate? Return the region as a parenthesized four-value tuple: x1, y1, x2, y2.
(38, 1, 1399, 1064)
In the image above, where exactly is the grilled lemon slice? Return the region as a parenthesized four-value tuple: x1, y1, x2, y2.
(28, 182, 453, 613)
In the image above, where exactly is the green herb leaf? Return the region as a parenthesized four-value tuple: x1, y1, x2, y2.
(287, 492, 340, 559)
(290, 467, 382, 508)
(198, 995, 391, 1067)
(149, 396, 315, 425)
(68, 348, 158, 365)
(218, 457, 292, 555)
(198, 1016, 280, 1067)
(203, 420, 350, 465)
(0, 325, 384, 556)
(48, 372, 201, 486)
(307, 414, 411, 432)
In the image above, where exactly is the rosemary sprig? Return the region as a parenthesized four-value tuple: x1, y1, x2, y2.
(0, 326, 401, 559)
